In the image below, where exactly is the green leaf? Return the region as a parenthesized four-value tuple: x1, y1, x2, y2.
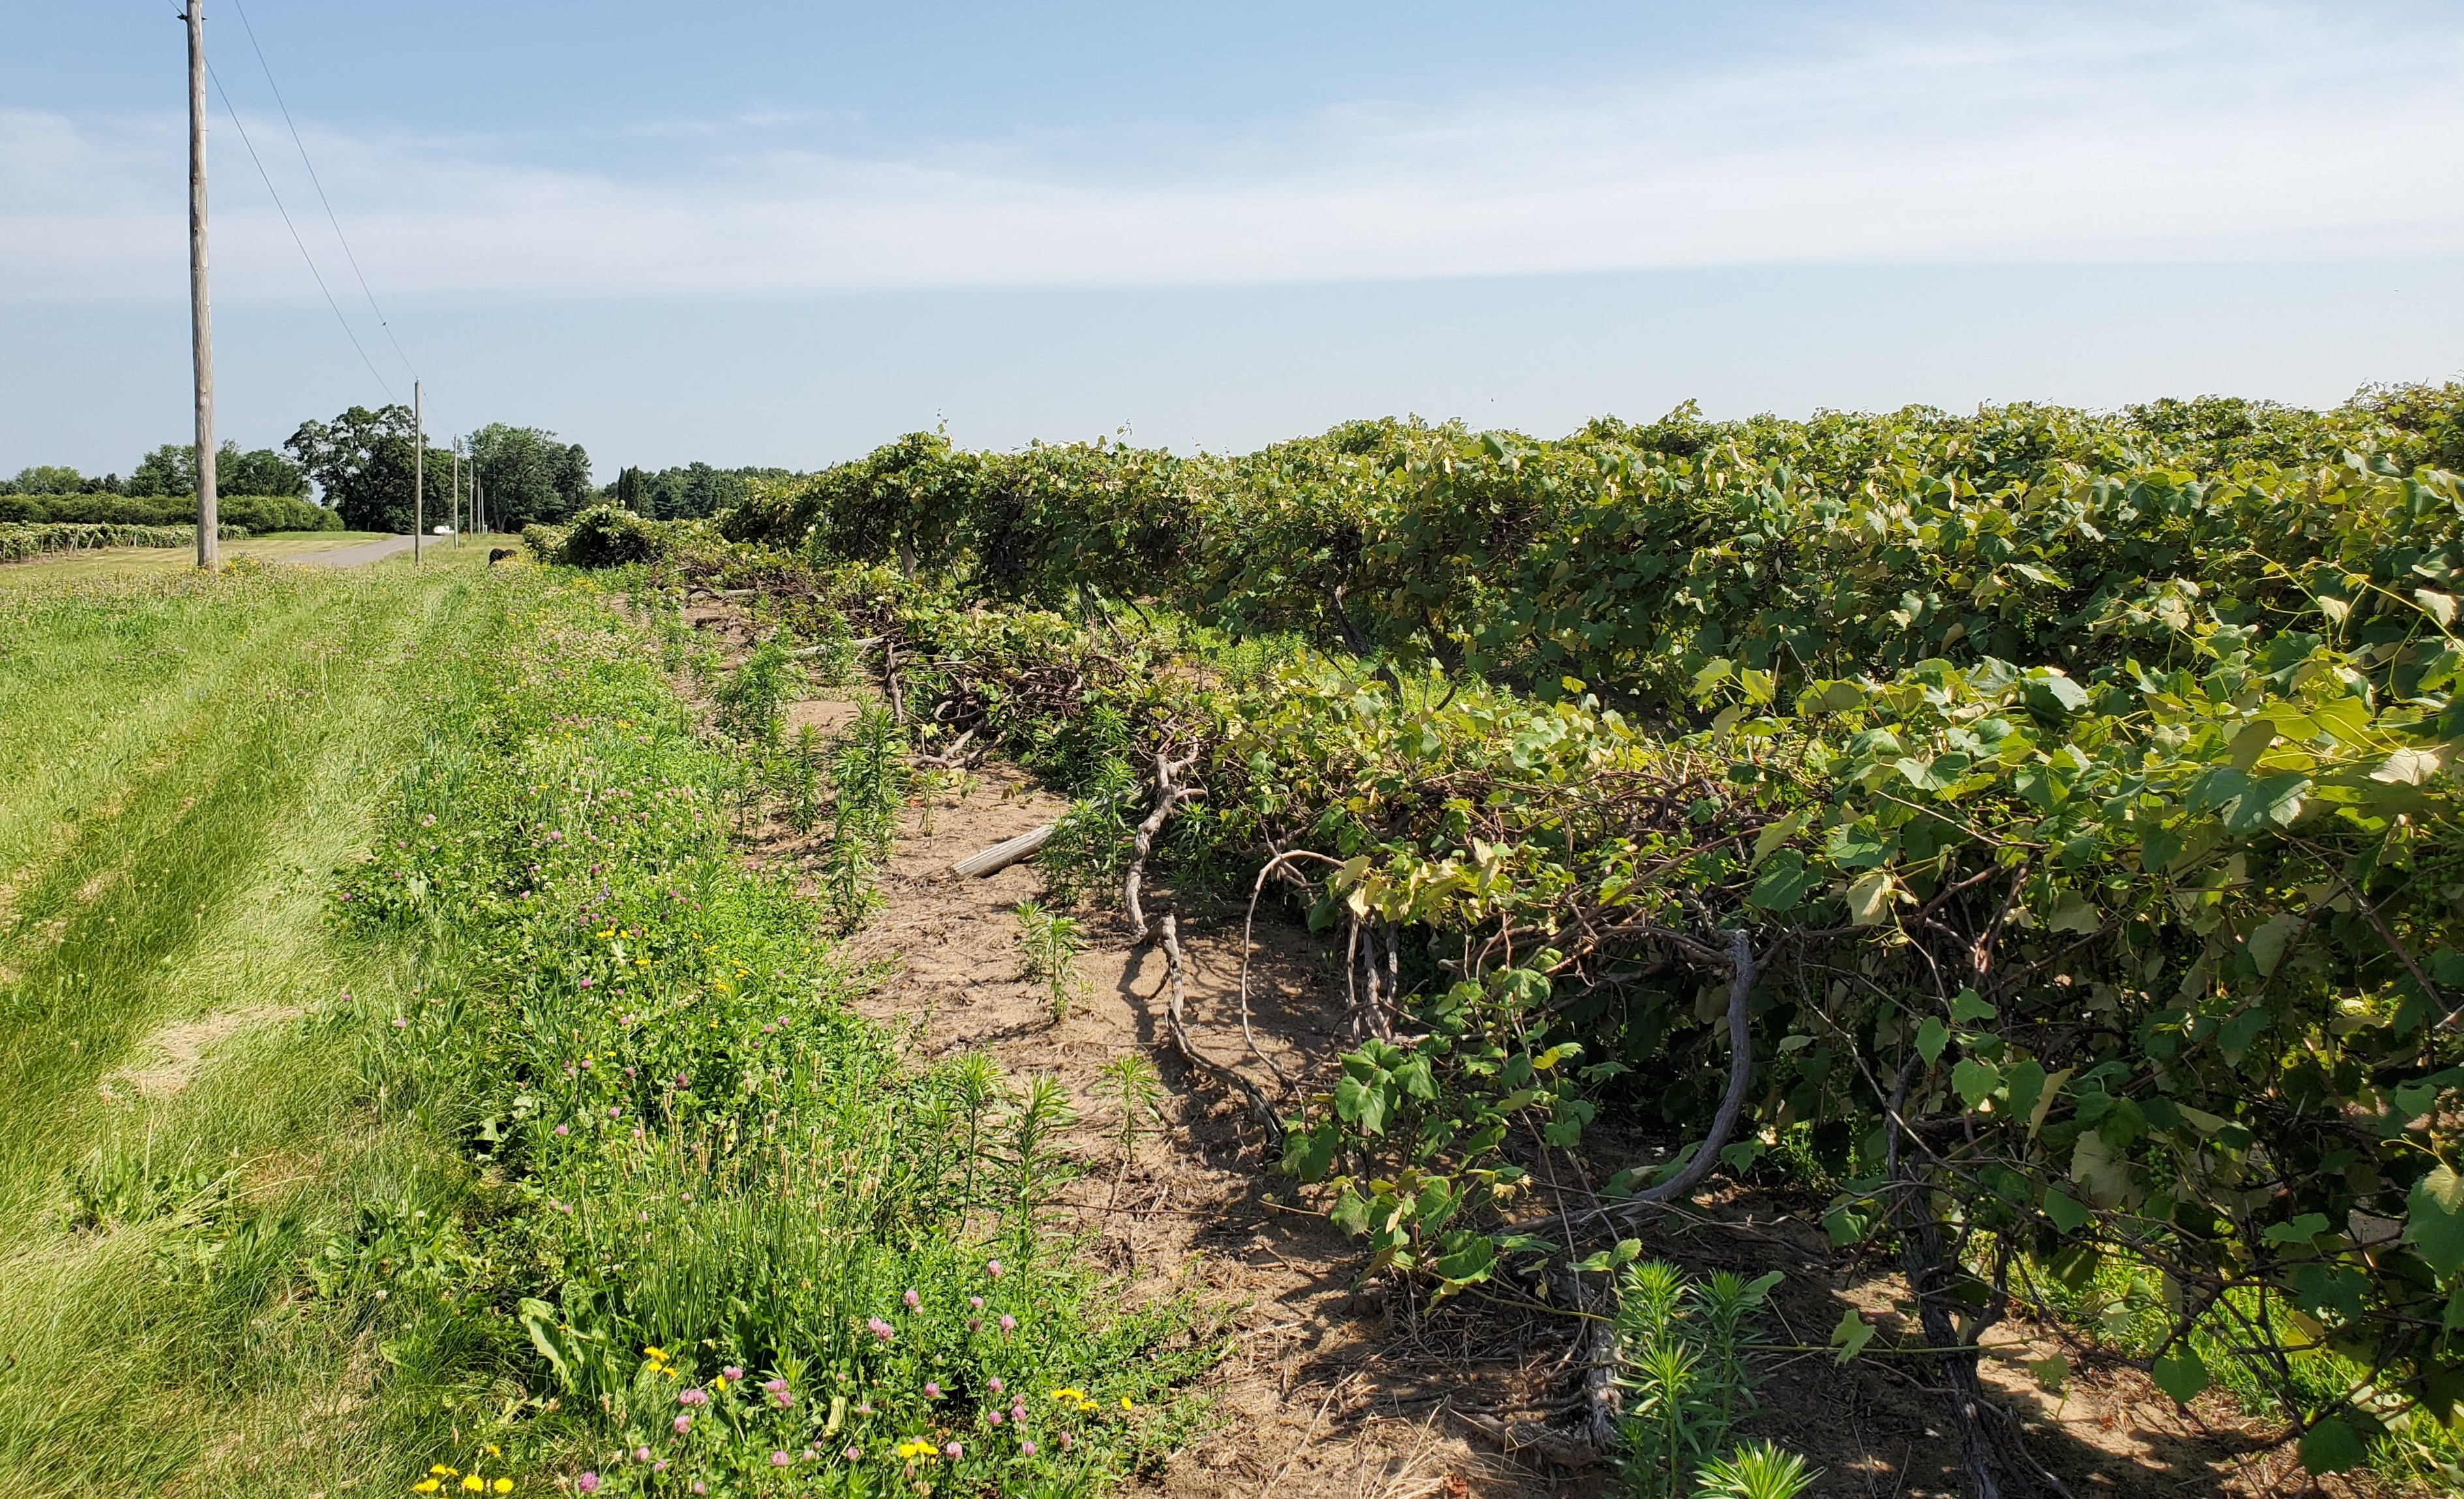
(1746, 850, 1821, 912)
(1333, 1076, 1388, 1135)
(1915, 1016, 1951, 1064)
(1950, 988, 1996, 1023)
(2408, 1165, 2464, 1277)
(2041, 1187, 2090, 1233)
(1431, 1231, 1498, 1286)
(2047, 890, 2100, 933)
(519, 1298, 575, 1390)
(2299, 1416, 2368, 1475)
(1951, 1058, 2002, 1110)
(1830, 1308, 1876, 1363)
(2263, 1213, 2331, 1246)
(2030, 670, 2090, 713)
(2245, 912, 2302, 977)
(2223, 772, 2310, 833)
(2418, 588, 2458, 628)
(2151, 1348, 2210, 1404)
(1329, 1189, 1371, 1237)
(2001, 1059, 2048, 1125)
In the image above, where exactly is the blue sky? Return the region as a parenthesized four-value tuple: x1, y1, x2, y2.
(3, 1, 2461, 476)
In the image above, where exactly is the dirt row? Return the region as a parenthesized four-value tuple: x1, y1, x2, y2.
(675, 593, 2330, 1499)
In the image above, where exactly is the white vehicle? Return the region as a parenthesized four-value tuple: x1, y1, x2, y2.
(431, 524, 455, 536)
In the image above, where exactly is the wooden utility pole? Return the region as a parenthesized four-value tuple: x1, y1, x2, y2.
(451, 438, 461, 538)
(187, 3, 219, 570)
(412, 379, 423, 563)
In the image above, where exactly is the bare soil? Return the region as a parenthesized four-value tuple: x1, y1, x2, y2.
(675, 601, 2360, 1499)
(100, 1005, 298, 1102)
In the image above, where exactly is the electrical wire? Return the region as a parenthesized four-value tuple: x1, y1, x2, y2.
(202, 52, 397, 401)
(224, 0, 419, 386)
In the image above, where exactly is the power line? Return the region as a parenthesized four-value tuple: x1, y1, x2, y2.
(202, 52, 397, 401)
(224, 0, 419, 386)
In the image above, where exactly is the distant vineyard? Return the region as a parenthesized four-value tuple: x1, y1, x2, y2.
(592, 384, 2464, 1485)
(0, 521, 249, 563)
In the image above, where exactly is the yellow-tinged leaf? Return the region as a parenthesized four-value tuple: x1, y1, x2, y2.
(2070, 1131, 2131, 1208)
(1752, 809, 1806, 869)
(1847, 869, 1894, 926)
(2029, 1068, 2073, 1140)
(2372, 746, 2444, 786)
(2417, 588, 2458, 628)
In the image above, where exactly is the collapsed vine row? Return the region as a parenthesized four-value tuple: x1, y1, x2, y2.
(589, 387, 2464, 1491)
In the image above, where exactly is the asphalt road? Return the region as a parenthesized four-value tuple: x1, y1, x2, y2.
(303, 534, 422, 566)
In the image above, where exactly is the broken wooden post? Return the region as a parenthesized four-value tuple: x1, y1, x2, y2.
(950, 824, 1054, 879)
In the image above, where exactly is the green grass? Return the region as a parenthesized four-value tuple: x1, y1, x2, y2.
(0, 555, 495, 1492)
(0, 557, 1214, 1496)
(0, 533, 416, 581)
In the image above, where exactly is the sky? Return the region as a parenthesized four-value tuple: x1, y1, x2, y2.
(2, 0, 2461, 477)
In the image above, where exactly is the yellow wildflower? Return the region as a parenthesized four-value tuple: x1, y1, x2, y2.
(1048, 1389, 1085, 1402)
(1120, 1397, 1135, 1411)
(642, 1345, 667, 1359)
(461, 1477, 485, 1493)
(895, 1440, 939, 1461)
(494, 1481, 514, 1494)
(431, 1466, 460, 1477)
(412, 1483, 440, 1494)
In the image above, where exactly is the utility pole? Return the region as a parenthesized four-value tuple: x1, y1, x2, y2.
(451, 437, 461, 538)
(413, 379, 423, 564)
(187, 2, 219, 570)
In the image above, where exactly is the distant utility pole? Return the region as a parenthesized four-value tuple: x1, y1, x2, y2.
(186, 3, 219, 571)
(413, 379, 423, 563)
(451, 437, 461, 538)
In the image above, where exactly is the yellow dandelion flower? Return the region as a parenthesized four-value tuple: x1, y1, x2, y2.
(431, 1466, 460, 1477)
(485, 1446, 501, 1459)
(494, 1481, 514, 1494)
(642, 1345, 665, 1359)
(461, 1477, 485, 1493)
(1049, 1389, 1086, 1402)
(413, 1483, 440, 1494)
(896, 1440, 939, 1461)
(1120, 1397, 1135, 1411)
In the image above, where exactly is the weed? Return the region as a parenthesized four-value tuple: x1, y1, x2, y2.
(1695, 1442, 1820, 1499)
(1096, 1053, 1164, 1166)
(714, 638, 794, 746)
(1014, 901, 1088, 1023)
(1610, 1260, 1797, 1499)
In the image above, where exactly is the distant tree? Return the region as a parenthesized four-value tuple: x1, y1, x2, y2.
(122, 442, 311, 501)
(287, 406, 451, 533)
(613, 465, 646, 513)
(220, 444, 309, 496)
(125, 444, 196, 498)
(630, 462, 789, 520)
(10, 464, 95, 496)
(469, 423, 592, 530)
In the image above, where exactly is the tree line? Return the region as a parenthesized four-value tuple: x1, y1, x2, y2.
(6, 406, 787, 536)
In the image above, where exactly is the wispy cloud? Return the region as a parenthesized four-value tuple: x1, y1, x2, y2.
(6, 1, 2459, 303)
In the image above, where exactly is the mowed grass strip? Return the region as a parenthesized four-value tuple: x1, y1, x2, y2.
(0, 554, 502, 1494)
